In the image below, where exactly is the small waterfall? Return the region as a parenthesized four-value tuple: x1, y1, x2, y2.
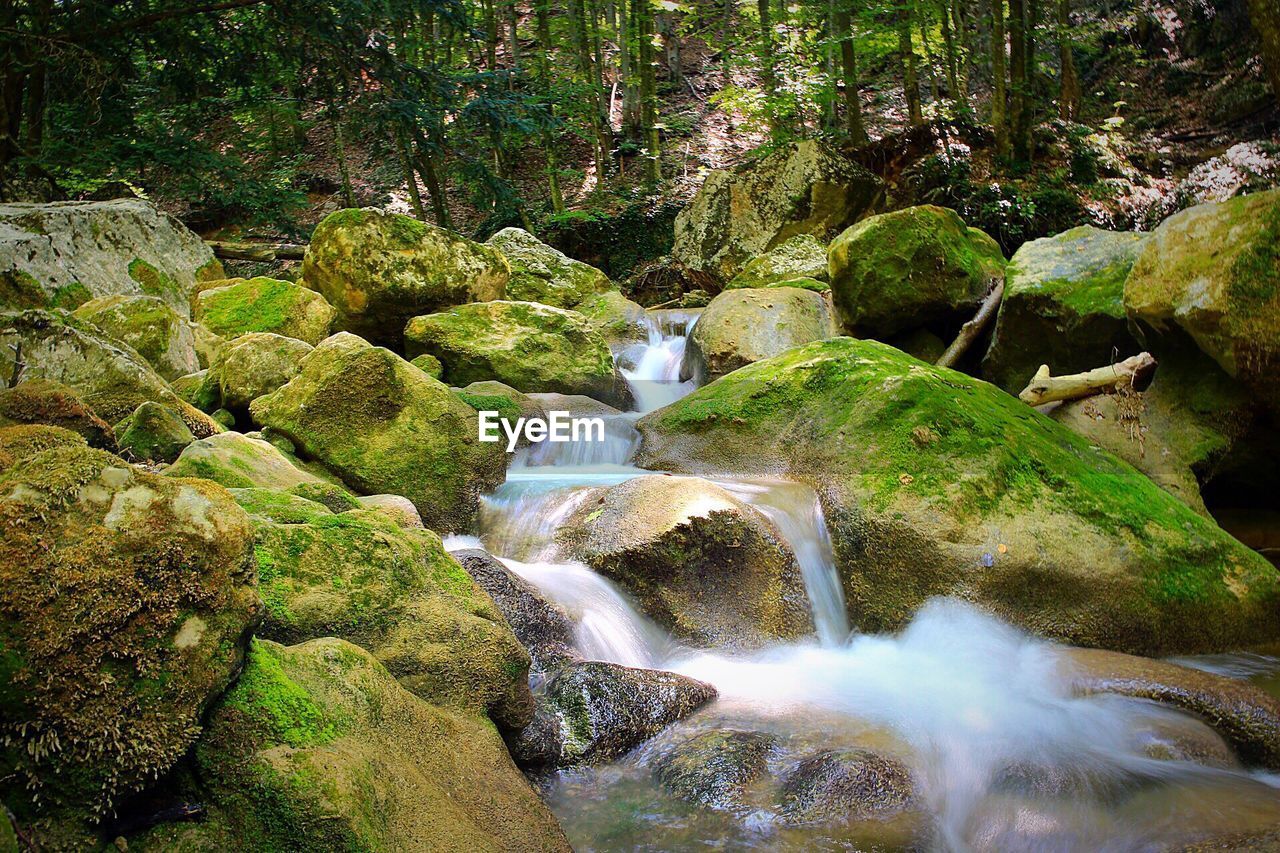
(617, 310, 700, 413)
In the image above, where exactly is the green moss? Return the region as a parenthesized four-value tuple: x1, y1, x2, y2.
(49, 282, 91, 309)
(289, 481, 359, 513)
(232, 488, 335, 524)
(195, 258, 226, 282)
(455, 391, 523, 425)
(128, 258, 179, 299)
(225, 641, 344, 748)
(0, 270, 47, 309)
(198, 278, 299, 337)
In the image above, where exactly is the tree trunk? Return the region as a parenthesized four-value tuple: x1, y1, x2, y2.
(569, 0, 612, 177)
(396, 130, 425, 220)
(659, 10, 682, 88)
(991, 0, 1009, 157)
(834, 6, 869, 144)
(620, 0, 641, 136)
(1247, 0, 1280, 107)
(1057, 0, 1080, 119)
(898, 6, 923, 126)
(637, 0, 662, 182)
(757, 0, 782, 133)
(939, 0, 960, 100)
(535, 0, 567, 213)
(1008, 0, 1030, 162)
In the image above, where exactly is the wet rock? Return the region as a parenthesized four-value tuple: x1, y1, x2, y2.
(725, 234, 831, 291)
(405, 300, 632, 408)
(828, 205, 1006, 338)
(1062, 647, 1280, 769)
(511, 661, 716, 766)
(0, 445, 258, 837)
(300, 207, 509, 347)
(487, 227, 612, 309)
(672, 139, 882, 282)
(208, 331, 313, 411)
(982, 226, 1146, 393)
(0, 379, 115, 450)
(527, 392, 623, 417)
(193, 276, 335, 344)
(636, 338, 1280, 656)
(71, 294, 200, 380)
(249, 333, 507, 532)
(779, 748, 917, 824)
(1134, 712, 1239, 768)
(451, 548, 578, 672)
(135, 638, 570, 853)
(0, 309, 220, 436)
(1125, 188, 1280, 413)
(654, 730, 777, 811)
(115, 400, 195, 463)
(0, 199, 222, 315)
(681, 286, 837, 383)
(558, 474, 813, 650)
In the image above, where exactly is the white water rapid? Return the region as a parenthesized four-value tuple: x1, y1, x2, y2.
(460, 310, 1280, 852)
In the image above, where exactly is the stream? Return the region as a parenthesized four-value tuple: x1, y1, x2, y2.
(449, 312, 1280, 852)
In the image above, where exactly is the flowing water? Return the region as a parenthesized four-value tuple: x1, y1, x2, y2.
(463, 311, 1280, 852)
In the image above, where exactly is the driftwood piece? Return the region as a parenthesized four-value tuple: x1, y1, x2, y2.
(206, 240, 307, 262)
(1018, 352, 1157, 406)
(936, 281, 1004, 369)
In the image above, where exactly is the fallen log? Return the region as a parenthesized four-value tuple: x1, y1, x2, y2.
(205, 240, 307, 262)
(1018, 352, 1157, 406)
(936, 280, 1004, 369)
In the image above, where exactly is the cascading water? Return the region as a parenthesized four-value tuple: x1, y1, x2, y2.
(466, 310, 1280, 852)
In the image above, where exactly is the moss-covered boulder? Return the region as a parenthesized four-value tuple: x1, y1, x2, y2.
(136, 638, 569, 852)
(511, 660, 717, 767)
(672, 140, 882, 281)
(636, 338, 1280, 655)
(250, 334, 507, 532)
(0, 379, 115, 450)
(300, 208, 509, 347)
(1124, 189, 1280, 412)
(557, 474, 813, 649)
(0, 424, 86, 471)
(0, 309, 220, 437)
(487, 227, 612, 309)
(356, 493, 424, 528)
(247, 502, 534, 731)
(405, 300, 632, 408)
(116, 400, 195, 463)
(577, 289, 650, 344)
(459, 380, 547, 422)
(0, 445, 258, 841)
(71, 294, 200, 380)
(654, 729, 777, 812)
(681, 286, 837, 383)
(725, 234, 830, 290)
(208, 331, 313, 411)
(193, 277, 336, 345)
(166, 430, 332, 491)
(0, 199, 222, 315)
(410, 351, 443, 379)
(828, 205, 1006, 338)
(983, 226, 1147, 392)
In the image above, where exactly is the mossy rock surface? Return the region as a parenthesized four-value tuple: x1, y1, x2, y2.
(135, 637, 569, 853)
(0, 309, 220, 437)
(682, 286, 837, 383)
(72, 293, 200, 380)
(0, 379, 115, 450)
(486, 227, 612, 309)
(209, 332, 313, 411)
(725, 234, 830, 290)
(250, 334, 507, 532)
(828, 205, 1006, 338)
(405, 300, 632, 408)
(654, 729, 777, 812)
(0, 424, 86, 472)
(194, 277, 336, 345)
(672, 140, 882, 281)
(983, 226, 1146, 392)
(576, 289, 649, 344)
(116, 400, 195, 463)
(300, 208, 509, 348)
(410, 352, 443, 379)
(0, 445, 258, 838)
(0, 199, 220, 315)
(557, 474, 813, 649)
(167, 430, 337, 491)
(1125, 189, 1280, 413)
(248, 506, 533, 731)
(636, 338, 1280, 656)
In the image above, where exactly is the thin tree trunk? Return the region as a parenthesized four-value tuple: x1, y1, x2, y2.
(396, 130, 426, 220)
(939, 0, 960, 99)
(637, 0, 662, 182)
(898, 5, 923, 126)
(659, 10, 682, 88)
(535, 0, 566, 213)
(620, 0, 641, 136)
(1057, 0, 1080, 119)
(1247, 0, 1280, 107)
(415, 144, 452, 229)
(991, 0, 1009, 157)
(1008, 0, 1029, 161)
(758, 0, 782, 133)
(834, 6, 869, 144)
(569, 0, 612, 176)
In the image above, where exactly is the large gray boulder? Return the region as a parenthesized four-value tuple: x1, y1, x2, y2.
(672, 140, 882, 282)
(486, 227, 612, 309)
(682, 286, 837, 382)
(70, 294, 201, 380)
(0, 199, 222, 314)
